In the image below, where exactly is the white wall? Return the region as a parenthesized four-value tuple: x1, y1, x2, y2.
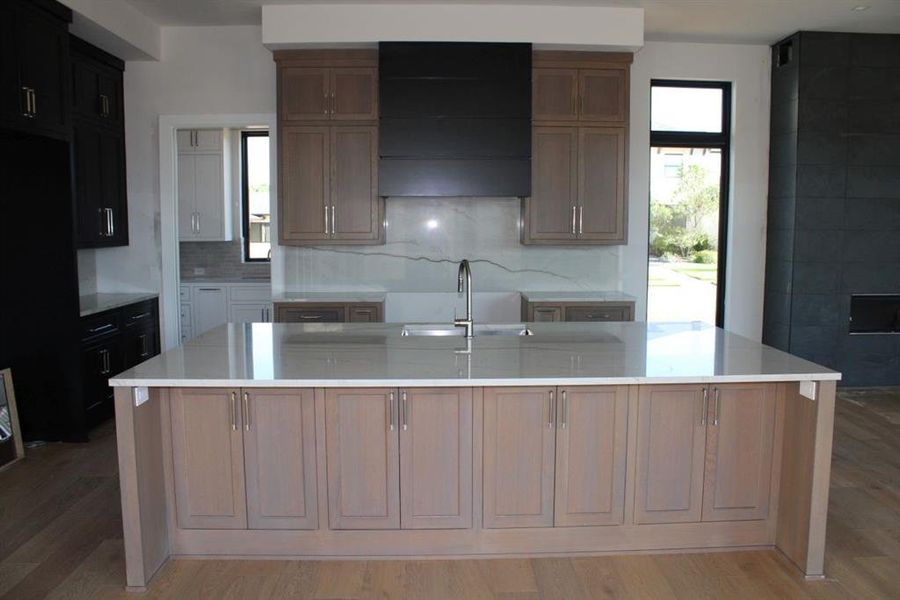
(626, 42, 771, 340)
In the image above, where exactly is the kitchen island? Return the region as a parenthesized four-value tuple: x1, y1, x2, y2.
(110, 322, 839, 591)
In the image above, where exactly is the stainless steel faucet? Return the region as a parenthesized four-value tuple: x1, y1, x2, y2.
(454, 259, 474, 337)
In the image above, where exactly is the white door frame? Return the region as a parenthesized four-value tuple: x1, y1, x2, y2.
(158, 113, 277, 350)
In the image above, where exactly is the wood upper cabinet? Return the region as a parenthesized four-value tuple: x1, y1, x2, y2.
(634, 385, 707, 524)
(554, 386, 628, 526)
(483, 387, 556, 528)
(577, 127, 626, 242)
(525, 127, 578, 242)
(331, 126, 380, 241)
(170, 388, 247, 529)
(280, 126, 330, 243)
(279, 64, 377, 123)
(702, 384, 776, 522)
(400, 388, 473, 529)
(325, 388, 400, 529)
(533, 65, 627, 124)
(578, 69, 627, 123)
(243, 389, 318, 529)
(533, 69, 577, 121)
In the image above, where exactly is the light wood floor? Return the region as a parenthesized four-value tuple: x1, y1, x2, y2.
(0, 389, 898, 599)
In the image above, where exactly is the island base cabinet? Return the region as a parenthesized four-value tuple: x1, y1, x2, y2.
(244, 389, 319, 530)
(170, 388, 248, 529)
(325, 389, 401, 529)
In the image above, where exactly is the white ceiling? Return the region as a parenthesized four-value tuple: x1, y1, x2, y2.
(122, 0, 900, 44)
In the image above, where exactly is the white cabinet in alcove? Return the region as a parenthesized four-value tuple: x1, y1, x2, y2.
(177, 129, 232, 242)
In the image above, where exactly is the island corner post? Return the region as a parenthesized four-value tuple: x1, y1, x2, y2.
(112, 378, 838, 590)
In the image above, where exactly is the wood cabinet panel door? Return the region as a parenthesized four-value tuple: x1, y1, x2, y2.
(634, 385, 707, 524)
(280, 126, 330, 242)
(533, 68, 578, 121)
(527, 127, 578, 242)
(702, 384, 776, 522)
(244, 389, 318, 529)
(331, 68, 378, 121)
(577, 127, 626, 242)
(579, 69, 627, 123)
(554, 386, 628, 526)
(533, 304, 563, 322)
(325, 389, 400, 529)
(170, 388, 247, 529)
(483, 387, 556, 528)
(331, 126, 379, 241)
(281, 67, 330, 121)
(400, 388, 473, 529)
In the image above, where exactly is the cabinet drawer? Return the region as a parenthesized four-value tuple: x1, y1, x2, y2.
(277, 306, 346, 323)
(179, 286, 191, 302)
(81, 311, 120, 341)
(229, 285, 271, 303)
(121, 299, 157, 328)
(180, 303, 192, 327)
(565, 306, 629, 322)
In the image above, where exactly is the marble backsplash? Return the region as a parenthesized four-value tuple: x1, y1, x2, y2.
(273, 197, 622, 293)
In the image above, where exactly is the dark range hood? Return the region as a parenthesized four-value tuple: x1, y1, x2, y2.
(378, 42, 531, 197)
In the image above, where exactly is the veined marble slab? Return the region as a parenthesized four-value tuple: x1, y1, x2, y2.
(80, 292, 158, 317)
(110, 321, 840, 388)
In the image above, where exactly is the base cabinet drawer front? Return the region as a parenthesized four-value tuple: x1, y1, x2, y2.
(171, 388, 247, 529)
(244, 389, 318, 529)
(534, 305, 563, 322)
(554, 386, 628, 527)
(400, 388, 473, 529)
(276, 304, 346, 323)
(192, 287, 228, 336)
(483, 387, 556, 528)
(229, 303, 272, 324)
(702, 384, 776, 522)
(348, 303, 382, 323)
(565, 305, 630, 322)
(634, 385, 707, 525)
(523, 301, 634, 323)
(325, 388, 400, 529)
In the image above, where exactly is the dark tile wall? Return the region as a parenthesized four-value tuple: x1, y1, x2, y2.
(763, 31, 900, 386)
(179, 241, 270, 281)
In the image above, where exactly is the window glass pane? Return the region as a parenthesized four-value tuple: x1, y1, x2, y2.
(245, 134, 270, 261)
(651, 86, 723, 133)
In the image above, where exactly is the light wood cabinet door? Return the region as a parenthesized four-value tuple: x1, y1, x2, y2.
(331, 126, 380, 241)
(702, 384, 776, 522)
(579, 69, 627, 123)
(331, 68, 378, 121)
(634, 385, 707, 524)
(526, 127, 578, 242)
(483, 387, 556, 528)
(533, 305, 563, 322)
(400, 388, 473, 529)
(554, 386, 628, 526)
(577, 127, 626, 242)
(170, 388, 247, 529)
(280, 126, 330, 242)
(244, 389, 318, 529)
(325, 389, 400, 529)
(281, 67, 330, 121)
(533, 68, 578, 121)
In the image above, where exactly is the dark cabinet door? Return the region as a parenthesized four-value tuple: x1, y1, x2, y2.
(0, 4, 21, 127)
(15, 5, 70, 137)
(73, 120, 103, 244)
(81, 336, 122, 427)
(74, 123, 127, 247)
(123, 324, 159, 368)
(98, 128, 128, 245)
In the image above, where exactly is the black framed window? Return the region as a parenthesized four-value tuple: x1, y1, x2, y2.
(241, 131, 271, 262)
(648, 80, 731, 328)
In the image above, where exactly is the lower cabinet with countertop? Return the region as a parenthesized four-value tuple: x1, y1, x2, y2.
(180, 281, 273, 342)
(521, 292, 635, 322)
(273, 294, 385, 323)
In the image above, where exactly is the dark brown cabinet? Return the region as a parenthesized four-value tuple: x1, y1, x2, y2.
(0, 0, 72, 140)
(71, 37, 128, 248)
(280, 65, 377, 123)
(274, 302, 384, 323)
(524, 52, 631, 246)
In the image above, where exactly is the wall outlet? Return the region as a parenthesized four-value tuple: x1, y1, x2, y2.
(799, 381, 817, 401)
(134, 387, 150, 407)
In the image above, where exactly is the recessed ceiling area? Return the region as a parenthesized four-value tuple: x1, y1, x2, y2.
(121, 0, 900, 43)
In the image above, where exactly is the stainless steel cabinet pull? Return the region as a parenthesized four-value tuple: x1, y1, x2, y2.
(130, 312, 151, 321)
(578, 206, 584, 235)
(260, 308, 265, 321)
(105, 350, 110, 373)
(548, 390, 555, 428)
(29, 89, 36, 116)
(230, 392, 237, 431)
(99, 94, 109, 117)
(139, 334, 148, 357)
(88, 323, 114, 334)
(105, 208, 114, 237)
(571, 205, 577, 235)
(300, 314, 322, 320)
(401, 391, 408, 431)
(701, 387, 709, 425)
(713, 387, 720, 426)
(330, 91, 336, 115)
(389, 392, 396, 431)
(330, 205, 336, 235)
(243, 392, 251, 431)
(324, 204, 330, 234)
(323, 91, 329, 115)
(194, 212, 200, 233)
(560, 390, 567, 429)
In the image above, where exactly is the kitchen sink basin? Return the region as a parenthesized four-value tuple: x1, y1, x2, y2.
(401, 323, 534, 337)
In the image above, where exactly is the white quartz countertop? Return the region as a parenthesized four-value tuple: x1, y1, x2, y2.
(272, 292, 387, 303)
(520, 291, 636, 303)
(110, 322, 840, 388)
(80, 293, 158, 317)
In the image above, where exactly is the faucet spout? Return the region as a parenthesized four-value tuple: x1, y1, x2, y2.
(454, 259, 474, 338)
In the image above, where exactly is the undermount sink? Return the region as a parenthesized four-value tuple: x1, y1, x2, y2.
(401, 323, 534, 337)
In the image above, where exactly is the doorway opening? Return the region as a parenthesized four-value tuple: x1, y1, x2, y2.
(648, 80, 731, 326)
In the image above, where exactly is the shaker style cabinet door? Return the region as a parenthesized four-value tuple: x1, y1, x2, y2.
(525, 127, 578, 242)
(634, 385, 707, 524)
(170, 388, 247, 529)
(244, 389, 319, 529)
(280, 67, 330, 121)
(554, 386, 628, 526)
(331, 126, 380, 241)
(579, 69, 627, 123)
(482, 387, 556, 528)
(577, 127, 626, 242)
(532, 68, 578, 122)
(399, 388, 473, 529)
(279, 126, 330, 242)
(331, 68, 378, 121)
(701, 383, 776, 522)
(325, 388, 400, 529)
